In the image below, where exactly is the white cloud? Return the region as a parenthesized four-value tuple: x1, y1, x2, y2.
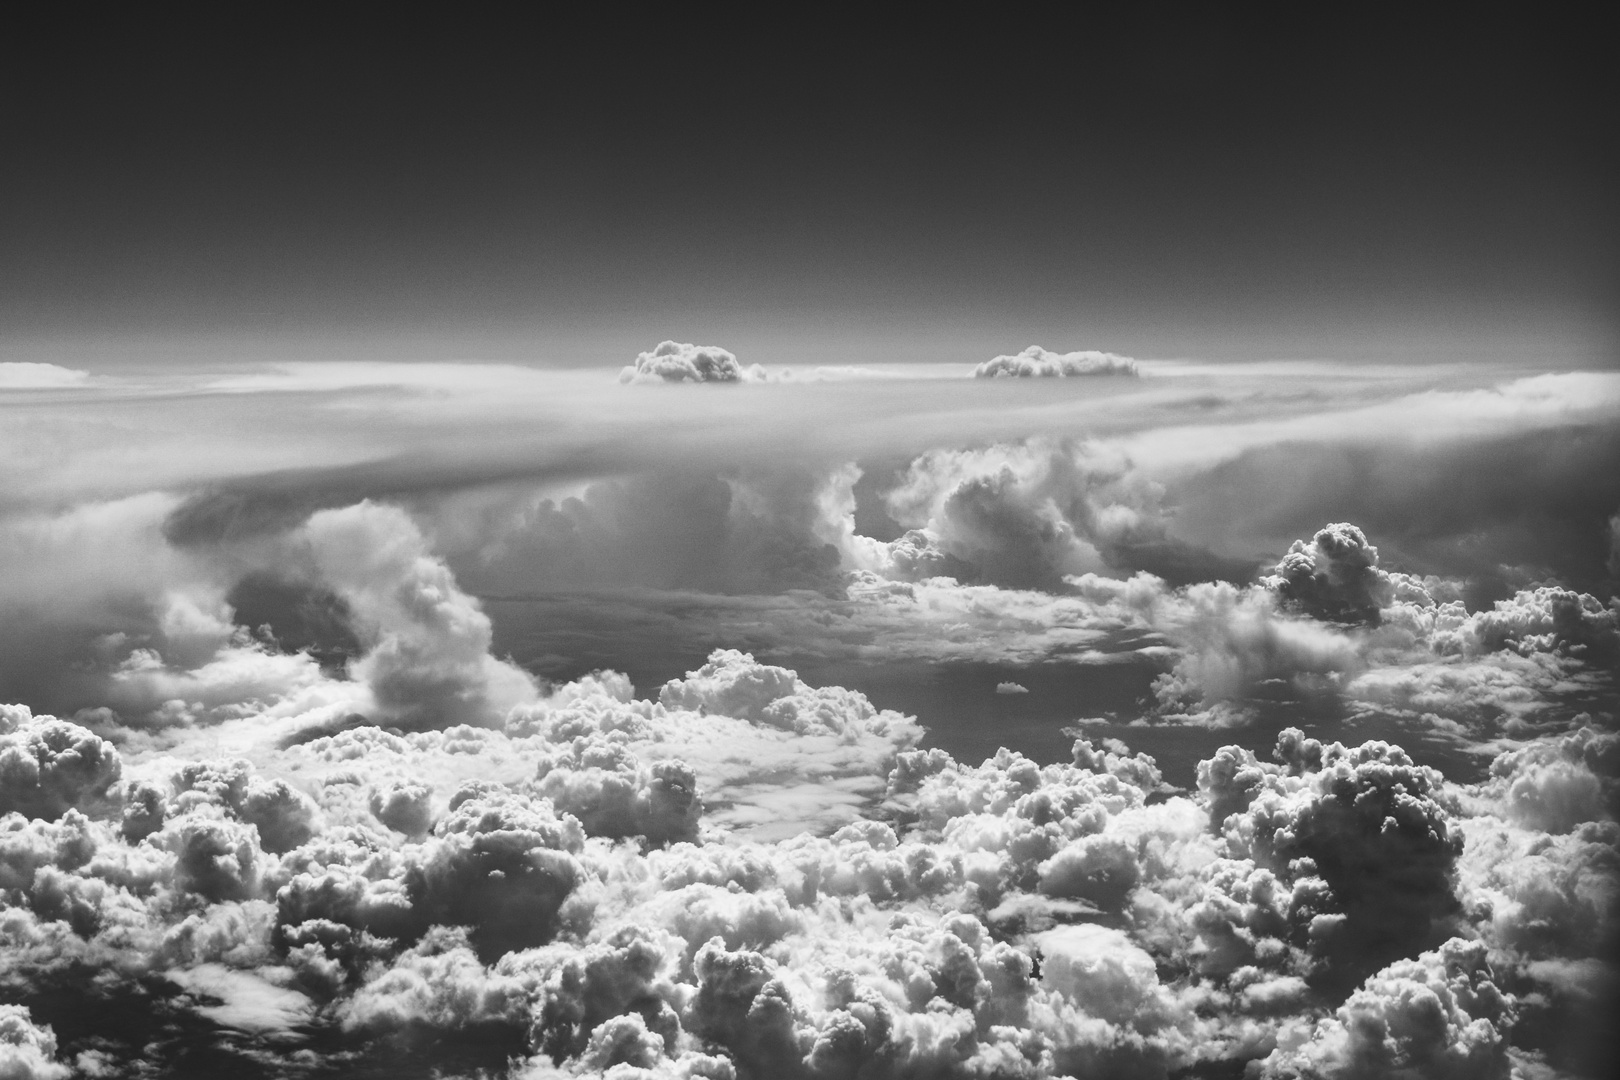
(1, 346, 1617, 1075)
(0, 363, 90, 390)
(0, 1005, 69, 1080)
(619, 341, 765, 385)
(975, 346, 1140, 379)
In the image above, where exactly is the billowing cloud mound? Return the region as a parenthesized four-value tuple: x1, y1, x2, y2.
(973, 346, 1139, 379)
(1198, 731, 1464, 991)
(1256, 937, 1515, 1079)
(1264, 522, 1396, 624)
(858, 440, 1175, 589)
(0, 1005, 68, 1079)
(0, 708, 121, 820)
(619, 341, 764, 384)
(1461, 586, 1620, 663)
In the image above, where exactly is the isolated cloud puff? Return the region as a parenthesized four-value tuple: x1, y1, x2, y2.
(1263, 522, 1395, 625)
(974, 346, 1139, 379)
(656, 649, 895, 738)
(619, 341, 765, 384)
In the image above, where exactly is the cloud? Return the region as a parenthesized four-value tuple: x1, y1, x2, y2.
(1263, 522, 1395, 624)
(2, 351, 1619, 1075)
(1255, 938, 1515, 1079)
(996, 682, 1029, 695)
(447, 467, 848, 597)
(0, 1005, 69, 1080)
(1460, 586, 1620, 664)
(1609, 511, 1620, 579)
(974, 346, 1139, 379)
(0, 363, 90, 390)
(0, 710, 122, 821)
(619, 341, 765, 385)
(304, 501, 539, 728)
(0, 665, 1611, 1076)
(866, 439, 1183, 589)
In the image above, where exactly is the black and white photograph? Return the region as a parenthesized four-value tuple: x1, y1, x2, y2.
(1, 13, 1616, 1079)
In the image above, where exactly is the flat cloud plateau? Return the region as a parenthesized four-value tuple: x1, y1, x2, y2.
(2, 351, 1618, 1078)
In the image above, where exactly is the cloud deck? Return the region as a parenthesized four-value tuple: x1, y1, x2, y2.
(1, 354, 1617, 1078)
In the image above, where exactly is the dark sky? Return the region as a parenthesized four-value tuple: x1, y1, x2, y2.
(3, 11, 1615, 360)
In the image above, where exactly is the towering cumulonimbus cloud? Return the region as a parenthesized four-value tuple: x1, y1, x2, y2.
(860, 439, 1174, 589)
(303, 501, 539, 728)
(447, 467, 848, 597)
(619, 341, 766, 384)
(1608, 511, 1620, 578)
(973, 346, 1139, 379)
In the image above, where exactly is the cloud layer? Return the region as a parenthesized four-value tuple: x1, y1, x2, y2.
(1, 351, 1616, 1076)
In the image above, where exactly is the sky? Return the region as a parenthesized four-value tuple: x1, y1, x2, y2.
(2, 13, 1618, 1080)
(3, 12, 1616, 362)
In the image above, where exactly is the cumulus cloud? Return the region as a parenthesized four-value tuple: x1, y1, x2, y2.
(619, 341, 765, 385)
(974, 346, 1139, 379)
(1256, 937, 1515, 1079)
(996, 682, 1029, 695)
(0, 1005, 69, 1080)
(0, 659, 1612, 1077)
(0, 709, 122, 820)
(1263, 522, 1395, 624)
